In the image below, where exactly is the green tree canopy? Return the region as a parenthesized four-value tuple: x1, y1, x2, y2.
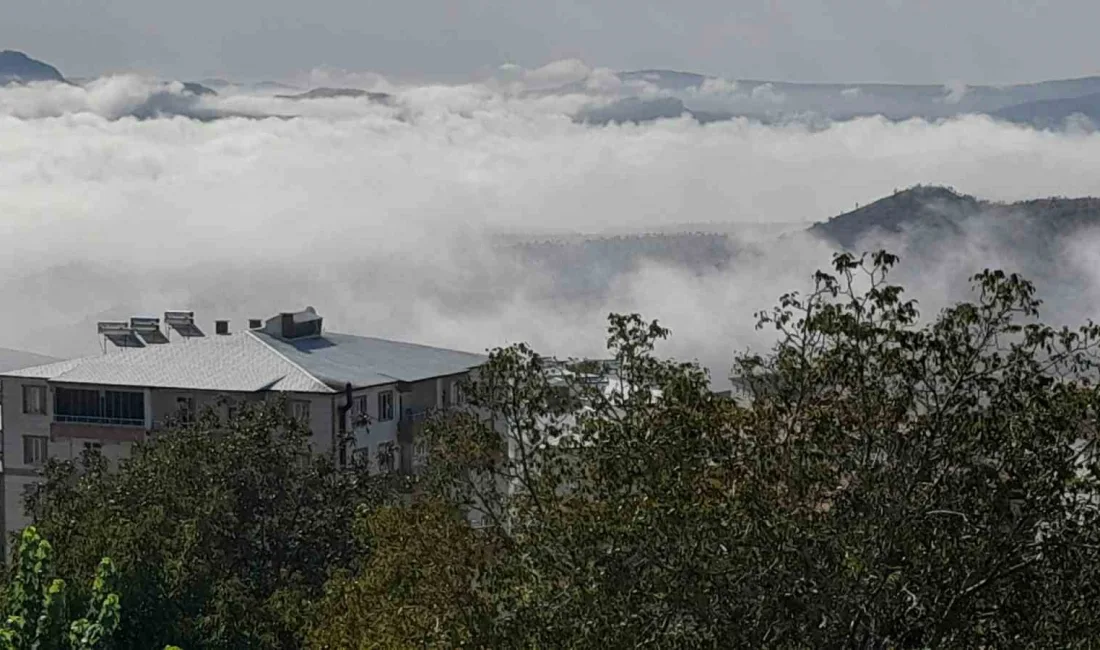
(315, 252, 1100, 648)
(25, 400, 385, 649)
(0, 526, 120, 650)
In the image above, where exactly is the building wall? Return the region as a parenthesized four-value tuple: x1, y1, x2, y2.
(345, 375, 469, 475)
(149, 388, 337, 455)
(1, 377, 56, 542)
(349, 384, 400, 473)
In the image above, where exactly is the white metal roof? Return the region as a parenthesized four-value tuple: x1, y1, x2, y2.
(253, 331, 487, 388)
(0, 330, 486, 394)
(0, 333, 333, 393)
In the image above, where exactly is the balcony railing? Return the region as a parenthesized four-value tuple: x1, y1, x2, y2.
(402, 407, 431, 422)
(54, 415, 144, 427)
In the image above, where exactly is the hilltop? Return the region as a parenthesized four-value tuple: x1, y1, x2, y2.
(0, 50, 65, 85)
(276, 87, 392, 102)
(809, 185, 1100, 251)
(994, 92, 1100, 128)
(808, 186, 980, 249)
(0, 346, 59, 373)
(561, 68, 1100, 126)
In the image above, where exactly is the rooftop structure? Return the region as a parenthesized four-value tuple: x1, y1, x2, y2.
(5, 308, 486, 394)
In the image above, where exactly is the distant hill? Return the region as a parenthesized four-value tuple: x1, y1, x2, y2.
(181, 82, 218, 97)
(276, 87, 392, 102)
(575, 96, 733, 125)
(499, 185, 1100, 305)
(253, 80, 300, 92)
(560, 69, 1100, 126)
(0, 347, 58, 373)
(993, 92, 1100, 128)
(0, 50, 65, 85)
(618, 69, 710, 91)
(808, 186, 980, 249)
(809, 185, 1100, 254)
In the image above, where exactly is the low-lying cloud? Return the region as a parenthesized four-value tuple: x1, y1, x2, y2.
(3, 72, 1100, 385)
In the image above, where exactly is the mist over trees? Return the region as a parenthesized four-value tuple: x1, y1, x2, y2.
(10, 252, 1100, 648)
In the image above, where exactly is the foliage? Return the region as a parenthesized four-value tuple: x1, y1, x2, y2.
(25, 399, 385, 650)
(318, 251, 1100, 648)
(308, 499, 495, 649)
(0, 526, 119, 650)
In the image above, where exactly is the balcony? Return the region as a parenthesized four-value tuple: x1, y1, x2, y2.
(51, 420, 146, 443)
(54, 415, 144, 427)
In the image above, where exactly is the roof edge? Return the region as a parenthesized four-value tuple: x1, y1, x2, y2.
(246, 330, 338, 394)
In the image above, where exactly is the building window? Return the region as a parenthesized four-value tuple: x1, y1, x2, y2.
(377, 391, 394, 422)
(22, 385, 46, 415)
(377, 441, 397, 473)
(54, 387, 144, 426)
(354, 395, 369, 415)
(451, 380, 465, 405)
(176, 396, 195, 423)
(23, 436, 48, 466)
(291, 400, 311, 423)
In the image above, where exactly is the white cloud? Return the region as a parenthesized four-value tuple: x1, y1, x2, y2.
(296, 67, 394, 93)
(584, 67, 624, 94)
(695, 77, 739, 97)
(943, 80, 969, 104)
(750, 82, 786, 104)
(2, 80, 1100, 382)
(521, 59, 592, 90)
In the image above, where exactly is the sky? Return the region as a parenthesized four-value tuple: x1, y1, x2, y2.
(2, 0, 1099, 84)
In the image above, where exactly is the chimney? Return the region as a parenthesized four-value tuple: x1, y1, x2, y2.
(215, 320, 230, 335)
(280, 313, 295, 338)
(249, 318, 262, 330)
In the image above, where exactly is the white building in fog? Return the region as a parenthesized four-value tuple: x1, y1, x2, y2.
(0, 307, 485, 545)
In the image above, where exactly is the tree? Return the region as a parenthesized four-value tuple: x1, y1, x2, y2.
(321, 251, 1100, 648)
(25, 399, 385, 650)
(308, 499, 495, 649)
(0, 526, 120, 650)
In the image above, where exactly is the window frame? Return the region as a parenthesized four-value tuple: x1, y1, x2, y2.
(22, 385, 46, 415)
(54, 387, 144, 426)
(22, 435, 48, 466)
(377, 441, 398, 473)
(377, 390, 394, 422)
(176, 395, 195, 423)
(451, 379, 465, 405)
(291, 399, 311, 424)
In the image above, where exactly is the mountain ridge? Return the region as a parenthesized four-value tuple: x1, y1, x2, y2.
(0, 50, 65, 85)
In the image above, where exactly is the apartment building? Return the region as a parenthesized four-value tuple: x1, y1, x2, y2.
(0, 307, 485, 541)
